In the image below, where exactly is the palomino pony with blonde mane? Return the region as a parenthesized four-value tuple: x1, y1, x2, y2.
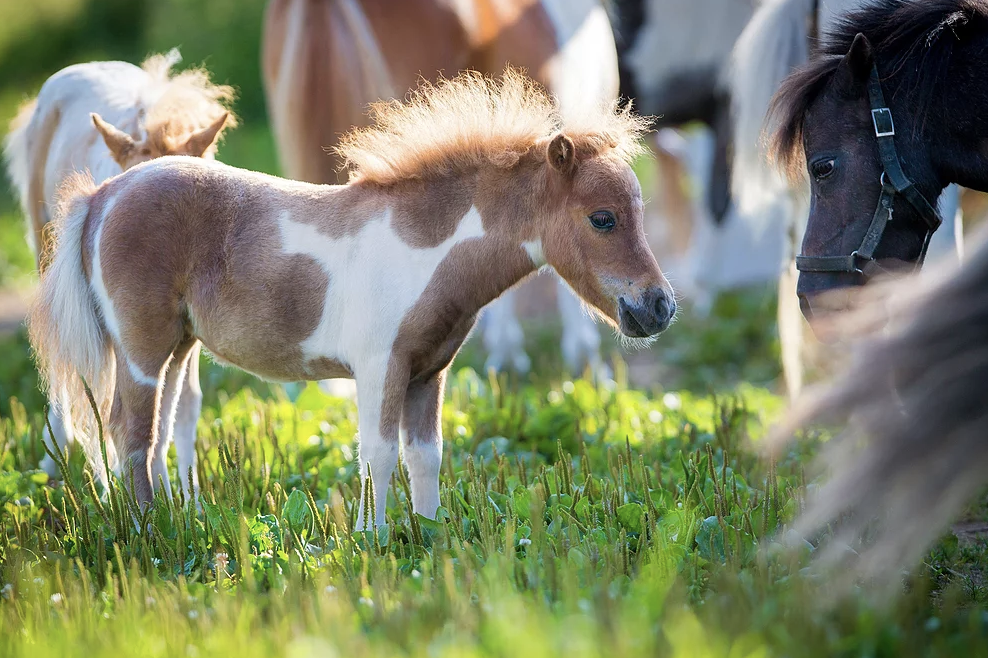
(4, 49, 234, 493)
(29, 70, 674, 527)
(262, 0, 619, 377)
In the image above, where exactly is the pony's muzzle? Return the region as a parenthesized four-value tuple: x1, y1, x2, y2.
(618, 289, 676, 337)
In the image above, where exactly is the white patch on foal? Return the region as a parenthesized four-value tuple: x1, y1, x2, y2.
(279, 205, 485, 364)
(278, 204, 485, 527)
(522, 239, 546, 268)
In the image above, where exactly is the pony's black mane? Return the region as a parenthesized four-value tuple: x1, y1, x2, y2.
(770, 0, 988, 179)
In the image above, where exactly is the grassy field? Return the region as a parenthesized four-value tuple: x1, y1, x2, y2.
(3, 1, 988, 654)
(2, 325, 988, 656)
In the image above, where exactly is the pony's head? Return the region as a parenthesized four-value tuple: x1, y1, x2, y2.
(537, 131, 675, 338)
(92, 50, 236, 170)
(92, 112, 229, 169)
(337, 68, 675, 339)
(769, 1, 988, 322)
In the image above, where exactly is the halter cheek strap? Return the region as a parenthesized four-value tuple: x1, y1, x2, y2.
(795, 64, 942, 275)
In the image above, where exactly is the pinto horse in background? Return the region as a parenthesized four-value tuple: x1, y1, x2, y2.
(613, 0, 794, 312)
(730, 0, 965, 397)
(3, 49, 234, 493)
(262, 0, 619, 377)
(29, 70, 674, 527)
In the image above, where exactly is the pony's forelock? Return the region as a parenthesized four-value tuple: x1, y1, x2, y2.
(768, 0, 988, 182)
(336, 68, 650, 185)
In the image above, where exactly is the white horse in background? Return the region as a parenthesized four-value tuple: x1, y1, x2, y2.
(3, 50, 234, 492)
(730, 0, 963, 397)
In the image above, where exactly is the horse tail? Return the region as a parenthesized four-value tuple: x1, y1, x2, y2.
(3, 97, 59, 263)
(27, 173, 116, 486)
(262, 0, 394, 183)
(729, 0, 812, 218)
(776, 235, 988, 590)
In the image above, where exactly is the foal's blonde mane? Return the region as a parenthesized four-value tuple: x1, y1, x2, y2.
(140, 49, 238, 150)
(337, 68, 650, 185)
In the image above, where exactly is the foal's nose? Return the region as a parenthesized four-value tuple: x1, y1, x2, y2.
(618, 288, 676, 338)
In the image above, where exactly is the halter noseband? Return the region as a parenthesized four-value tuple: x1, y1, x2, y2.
(795, 64, 942, 276)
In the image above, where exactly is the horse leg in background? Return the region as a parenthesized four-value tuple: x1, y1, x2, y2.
(354, 358, 403, 530)
(39, 387, 74, 478)
(557, 278, 608, 378)
(150, 338, 199, 497)
(779, 195, 810, 401)
(652, 130, 694, 263)
(482, 290, 531, 374)
(778, 258, 803, 399)
(401, 371, 445, 519)
(170, 342, 203, 500)
(928, 184, 963, 263)
(667, 126, 717, 312)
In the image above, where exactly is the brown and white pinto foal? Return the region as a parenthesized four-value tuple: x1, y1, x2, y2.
(4, 50, 233, 491)
(30, 70, 674, 527)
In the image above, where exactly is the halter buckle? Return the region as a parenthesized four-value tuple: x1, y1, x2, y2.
(848, 251, 866, 275)
(872, 108, 895, 137)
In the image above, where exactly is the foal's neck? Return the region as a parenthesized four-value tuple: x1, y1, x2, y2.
(417, 164, 547, 315)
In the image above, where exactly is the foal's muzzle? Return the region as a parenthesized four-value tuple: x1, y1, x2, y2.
(618, 289, 676, 337)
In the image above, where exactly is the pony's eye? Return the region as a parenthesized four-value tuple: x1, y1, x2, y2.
(811, 158, 836, 180)
(588, 210, 616, 231)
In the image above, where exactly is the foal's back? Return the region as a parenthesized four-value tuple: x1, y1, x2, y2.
(86, 157, 375, 381)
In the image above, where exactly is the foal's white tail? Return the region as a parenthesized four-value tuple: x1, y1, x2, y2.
(730, 0, 813, 218)
(27, 173, 117, 484)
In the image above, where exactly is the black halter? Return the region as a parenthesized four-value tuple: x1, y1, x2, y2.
(795, 64, 942, 276)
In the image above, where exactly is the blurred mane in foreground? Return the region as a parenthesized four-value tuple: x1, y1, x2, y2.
(779, 230, 988, 590)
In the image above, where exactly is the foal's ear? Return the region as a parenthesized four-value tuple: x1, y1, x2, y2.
(834, 33, 874, 98)
(183, 112, 230, 157)
(547, 133, 577, 176)
(92, 113, 136, 163)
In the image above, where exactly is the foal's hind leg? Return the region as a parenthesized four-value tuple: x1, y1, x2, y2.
(150, 338, 199, 498)
(39, 386, 74, 478)
(110, 330, 186, 508)
(173, 343, 203, 499)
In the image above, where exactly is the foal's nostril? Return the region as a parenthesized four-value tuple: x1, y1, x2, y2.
(653, 293, 674, 324)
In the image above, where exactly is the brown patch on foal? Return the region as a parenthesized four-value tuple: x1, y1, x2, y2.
(94, 163, 331, 382)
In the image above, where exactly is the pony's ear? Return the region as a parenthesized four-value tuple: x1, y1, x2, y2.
(547, 133, 576, 176)
(834, 33, 874, 97)
(92, 113, 136, 163)
(182, 112, 229, 157)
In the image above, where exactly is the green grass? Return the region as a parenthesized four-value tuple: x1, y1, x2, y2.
(2, 354, 988, 657)
(1, 4, 986, 652)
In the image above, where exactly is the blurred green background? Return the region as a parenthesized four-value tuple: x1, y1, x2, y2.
(0, 0, 276, 287)
(0, 0, 783, 414)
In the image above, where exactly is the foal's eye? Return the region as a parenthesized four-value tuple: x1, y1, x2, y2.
(588, 210, 616, 231)
(811, 158, 836, 181)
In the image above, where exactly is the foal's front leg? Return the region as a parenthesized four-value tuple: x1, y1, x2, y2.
(401, 371, 445, 519)
(354, 358, 405, 529)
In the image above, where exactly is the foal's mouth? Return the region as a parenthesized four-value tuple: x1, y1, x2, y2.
(617, 294, 674, 338)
